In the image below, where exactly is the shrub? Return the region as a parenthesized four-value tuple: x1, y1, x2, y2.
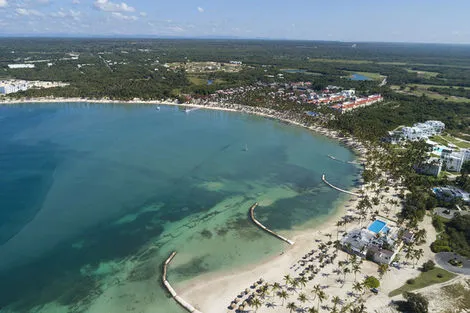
(430, 240, 451, 253)
(403, 292, 429, 313)
(407, 279, 416, 285)
(421, 260, 435, 272)
(363, 276, 380, 289)
(437, 273, 443, 278)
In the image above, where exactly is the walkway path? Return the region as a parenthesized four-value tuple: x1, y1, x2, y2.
(249, 203, 295, 245)
(322, 174, 361, 197)
(162, 252, 203, 313)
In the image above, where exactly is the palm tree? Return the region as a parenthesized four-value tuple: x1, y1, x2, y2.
(378, 264, 388, 279)
(413, 248, 424, 268)
(298, 293, 308, 304)
(335, 220, 343, 240)
(352, 282, 363, 296)
(278, 290, 288, 305)
(283, 274, 292, 287)
(311, 284, 321, 302)
(405, 247, 414, 265)
(352, 264, 361, 282)
(414, 229, 427, 245)
(271, 282, 281, 293)
(290, 279, 300, 293)
(251, 297, 262, 313)
(299, 276, 308, 288)
(349, 254, 358, 265)
(342, 267, 351, 284)
(317, 290, 327, 311)
(307, 307, 319, 313)
(331, 296, 341, 310)
(287, 302, 297, 313)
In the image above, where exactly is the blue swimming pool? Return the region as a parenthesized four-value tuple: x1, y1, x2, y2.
(368, 220, 386, 234)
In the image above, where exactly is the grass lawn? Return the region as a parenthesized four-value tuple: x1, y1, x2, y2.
(430, 135, 470, 149)
(388, 268, 457, 297)
(441, 135, 470, 149)
(430, 135, 451, 146)
(405, 69, 440, 79)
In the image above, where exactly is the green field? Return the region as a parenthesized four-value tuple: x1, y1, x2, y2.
(188, 75, 225, 86)
(388, 268, 457, 297)
(406, 69, 440, 79)
(391, 84, 470, 103)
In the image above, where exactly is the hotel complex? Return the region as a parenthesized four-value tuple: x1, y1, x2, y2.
(388, 120, 470, 175)
(341, 217, 407, 265)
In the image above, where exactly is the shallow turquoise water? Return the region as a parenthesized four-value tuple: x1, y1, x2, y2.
(0, 103, 358, 313)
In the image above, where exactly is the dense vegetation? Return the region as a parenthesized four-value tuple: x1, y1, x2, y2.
(432, 214, 470, 257)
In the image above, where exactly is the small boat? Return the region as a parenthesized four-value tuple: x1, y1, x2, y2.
(156, 106, 160, 110)
(243, 144, 248, 152)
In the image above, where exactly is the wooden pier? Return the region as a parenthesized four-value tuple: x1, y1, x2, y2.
(162, 252, 202, 313)
(322, 174, 361, 197)
(249, 203, 294, 245)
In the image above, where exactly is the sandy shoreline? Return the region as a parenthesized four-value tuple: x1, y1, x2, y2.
(2, 97, 370, 313)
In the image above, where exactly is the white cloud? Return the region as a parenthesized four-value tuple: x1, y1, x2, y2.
(72, 0, 80, 3)
(16, 8, 43, 16)
(50, 9, 81, 20)
(111, 12, 137, 20)
(168, 25, 184, 32)
(197, 6, 204, 13)
(139, 11, 146, 17)
(94, 0, 135, 13)
(0, 0, 8, 8)
(37, 0, 50, 4)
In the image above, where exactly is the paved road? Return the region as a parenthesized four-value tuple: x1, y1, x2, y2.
(433, 207, 469, 219)
(435, 252, 470, 275)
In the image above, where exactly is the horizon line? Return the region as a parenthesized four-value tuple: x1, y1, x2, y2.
(0, 34, 469, 46)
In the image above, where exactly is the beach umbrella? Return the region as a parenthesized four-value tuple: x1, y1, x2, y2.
(229, 303, 237, 310)
(234, 298, 240, 303)
(245, 288, 250, 294)
(238, 305, 244, 312)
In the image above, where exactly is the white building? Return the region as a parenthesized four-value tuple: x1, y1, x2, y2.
(7, 64, 35, 69)
(0, 81, 29, 94)
(390, 120, 445, 142)
(441, 149, 470, 172)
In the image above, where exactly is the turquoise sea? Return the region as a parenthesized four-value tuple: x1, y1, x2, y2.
(0, 103, 359, 313)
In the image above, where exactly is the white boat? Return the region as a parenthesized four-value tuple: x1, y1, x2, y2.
(156, 106, 161, 110)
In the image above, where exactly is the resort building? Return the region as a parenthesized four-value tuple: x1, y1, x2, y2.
(330, 94, 383, 113)
(415, 157, 443, 177)
(432, 186, 470, 203)
(440, 149, 470, 172)
(388, 120, 445, 142)
(7, 64, 35, 69)
(341, 217, 404, 265)
(0, 80, 69, 95)
(0, 80, 28, 94)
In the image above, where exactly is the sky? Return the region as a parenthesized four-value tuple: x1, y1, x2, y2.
(0, 0, 469, 43)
